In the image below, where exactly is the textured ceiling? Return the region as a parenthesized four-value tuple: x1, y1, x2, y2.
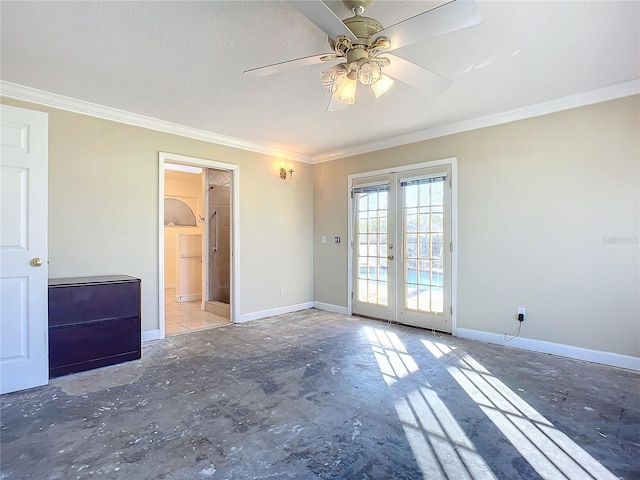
(1, 1, 638, 159)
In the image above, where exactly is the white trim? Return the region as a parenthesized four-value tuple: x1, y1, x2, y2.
(159, 158, 166, 340)
(456, 327, 640, 371)
(347, 158, 458, 334)
(311, 80, 640, 163)
(142, 329, 161, 342)
(0, 81, 310, 163)
(313, 302, 349, 315)
(158, 152, 240, 340)
(348, 157, 457, 181)
(238, 302, 314, 323)
(450, 160, 458, 336)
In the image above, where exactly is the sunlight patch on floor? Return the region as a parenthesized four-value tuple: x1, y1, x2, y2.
(364, 327, 496, 479)
(422, 340, 618, 480)
(365, 326, 419, 386)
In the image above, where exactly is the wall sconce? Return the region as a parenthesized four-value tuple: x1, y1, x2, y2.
(279, 164, 294, 180)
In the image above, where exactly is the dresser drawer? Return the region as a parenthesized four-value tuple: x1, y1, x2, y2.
(49, 316, 141, 377)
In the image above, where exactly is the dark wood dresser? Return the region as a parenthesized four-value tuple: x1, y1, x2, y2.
(48, 275, 141, 378)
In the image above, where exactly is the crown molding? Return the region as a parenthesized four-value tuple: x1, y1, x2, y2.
(310, 79, 640, 164)
(2, 79, 638, 165)
(0, 81, 312, 164)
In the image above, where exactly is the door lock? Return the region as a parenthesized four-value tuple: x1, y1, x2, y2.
(387, 255, 394, 260)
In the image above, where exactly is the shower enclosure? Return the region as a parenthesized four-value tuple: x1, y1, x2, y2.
(204, 168, 231, 318)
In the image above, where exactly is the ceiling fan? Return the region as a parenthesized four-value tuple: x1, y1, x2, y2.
(244, 0, 481, 110)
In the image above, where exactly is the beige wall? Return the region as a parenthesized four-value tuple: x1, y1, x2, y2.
(164, 170, 204, 286)
(3, 94, 637, 357)
(313, 96, 640, 357)
(1, 98, 314, 332)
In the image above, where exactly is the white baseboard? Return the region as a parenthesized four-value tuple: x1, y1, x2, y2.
(313, 302, 349, 315)
(175, 294, 201, 303)
(142, 329, 161, 342)
(456, 327, 640, 371)
(238, 302, 314, 323)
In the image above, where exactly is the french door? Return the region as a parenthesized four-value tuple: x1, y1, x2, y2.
(352, 165, 452, 332)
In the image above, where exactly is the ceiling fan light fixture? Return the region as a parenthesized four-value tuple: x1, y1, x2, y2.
(356, 58, 382, 86)
(334, 70, 358, 104)
(320, 63, 348, 92)
(371, 36, 391, 50)
(333, 36, 352, 57)
(371, 74, 394, 98)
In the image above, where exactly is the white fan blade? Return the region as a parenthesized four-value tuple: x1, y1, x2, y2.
(244, 54, 327, 77)
(378, 0, 481, 52)
(384, 54, 452, 95)
(288, 1, 356, 41)
(328, 94, 350, 112)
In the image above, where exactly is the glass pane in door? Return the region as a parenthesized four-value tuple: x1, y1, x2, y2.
(355, 189, 388, 306)
(402, 179, 445, 314)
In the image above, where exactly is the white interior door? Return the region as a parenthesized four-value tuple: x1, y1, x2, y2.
(351, 165, 452, 333)
(0, 104, 49, 394)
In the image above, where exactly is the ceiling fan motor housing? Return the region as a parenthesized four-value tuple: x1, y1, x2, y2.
(328, 13, 384, 64)
(343, 15, 384, 43)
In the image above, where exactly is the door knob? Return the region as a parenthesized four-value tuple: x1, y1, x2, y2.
(387, 255, 394, 260)
(30, 257, 43, 267)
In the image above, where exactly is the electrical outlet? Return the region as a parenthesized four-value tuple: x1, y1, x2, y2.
(517, 307, 526, 321)
(280, 287, 285, 295)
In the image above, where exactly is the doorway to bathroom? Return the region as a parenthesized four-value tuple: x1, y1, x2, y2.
(159, 152, 239, 338)
(203, 168, 232, 320)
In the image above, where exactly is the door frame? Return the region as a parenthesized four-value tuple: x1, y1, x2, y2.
(158, 152, 240, 337)
(347, 158, 458, 334)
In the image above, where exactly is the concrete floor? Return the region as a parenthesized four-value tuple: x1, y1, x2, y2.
(1, 309, 638, 479)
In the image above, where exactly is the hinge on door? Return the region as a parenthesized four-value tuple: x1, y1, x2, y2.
(351, 291, 354, 300)
(450, 305, 453, 315)
(449, 178, 452, 188)
(449, 242, 453, 252)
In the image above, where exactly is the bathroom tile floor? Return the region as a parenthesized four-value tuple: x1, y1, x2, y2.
(164, 287, 230, 336)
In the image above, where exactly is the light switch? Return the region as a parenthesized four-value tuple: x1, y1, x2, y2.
(321, 236, 327, 244)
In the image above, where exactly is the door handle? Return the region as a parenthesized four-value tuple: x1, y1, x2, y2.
(387, 255, 394, 260)
(30, 257, 43, 267)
